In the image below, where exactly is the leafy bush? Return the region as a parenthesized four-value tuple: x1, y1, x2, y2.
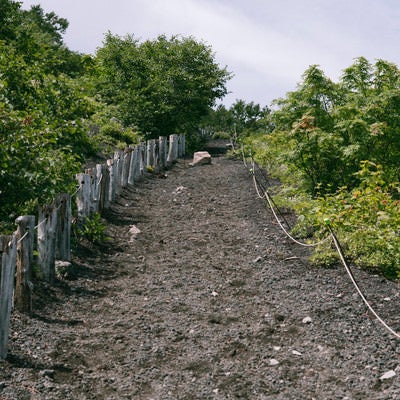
(277, 162, 400, 279)
(246, 58, 400, 278)
(75, 213, 109, 244)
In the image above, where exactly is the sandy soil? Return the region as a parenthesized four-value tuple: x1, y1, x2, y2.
(1, 144, 400, 399)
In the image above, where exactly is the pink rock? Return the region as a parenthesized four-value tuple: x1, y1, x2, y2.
(190, 151, 212, 166)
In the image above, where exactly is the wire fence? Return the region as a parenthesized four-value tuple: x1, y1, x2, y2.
(243, 147, 400, 340)
(0, 134, 185, 359)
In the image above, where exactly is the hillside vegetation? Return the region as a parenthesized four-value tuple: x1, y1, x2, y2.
(211, 59, 400, 278)
(0, 0, 230, 231)
(2, 1, 399, 278)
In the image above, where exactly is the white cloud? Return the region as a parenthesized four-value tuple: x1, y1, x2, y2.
(20, 0, 400, 106)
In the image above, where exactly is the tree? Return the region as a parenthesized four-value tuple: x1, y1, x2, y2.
(95, 33, 232, 138)
(266, 59, 400, 195)
(202, 100, 270, 140)
(0, 2, 95, 229)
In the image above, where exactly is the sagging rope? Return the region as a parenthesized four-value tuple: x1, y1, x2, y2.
(251, 160, 331, 248)
(242, 147, 400, 340)
(328, 225, 400, 339)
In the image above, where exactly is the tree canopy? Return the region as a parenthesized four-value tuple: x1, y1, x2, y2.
(245, 57, 400, 277)
(94, 33, 232, 138)
(0, 1, 232, 229)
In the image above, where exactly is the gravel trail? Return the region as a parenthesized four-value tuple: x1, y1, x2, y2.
(1, 150, 399, 399)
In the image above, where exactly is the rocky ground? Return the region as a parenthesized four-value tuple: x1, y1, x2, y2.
(1, 144, 399, 399)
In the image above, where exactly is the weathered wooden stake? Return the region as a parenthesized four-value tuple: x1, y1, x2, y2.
(15, 216, 35, 313)
(0, 234, 17, 359)
(121, 148, 131, 188)
(107, 159, 116, 203)
(147, 139, 155, 169)
(97, 164, 109, 211)
(56, 194, 71, 262)
(139, 143, 146, 176)
(159, 136, 167, 169)
(114, 150, 123, 195)
(76, 173, 91, 220)
(167, 134, 179, 164)
(38, 204, 57, 283)
(178, 134, 186, 157)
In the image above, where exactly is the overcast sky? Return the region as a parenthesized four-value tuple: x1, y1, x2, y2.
(21, 0, 400, 107)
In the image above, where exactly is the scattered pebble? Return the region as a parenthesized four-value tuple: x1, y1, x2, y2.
(379, 370, 396, 380)
(302, 317, 312, 324)
(269, 359, 280, 366)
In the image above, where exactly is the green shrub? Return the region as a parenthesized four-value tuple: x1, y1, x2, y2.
(294, 162, 400, 278)
(75, 213, 109, 244)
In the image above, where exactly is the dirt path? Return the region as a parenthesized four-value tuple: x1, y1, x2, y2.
(1, 151, 400, 399)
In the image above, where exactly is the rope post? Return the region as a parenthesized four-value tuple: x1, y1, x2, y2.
(139, 143, 147, 176)
(154, 139, 160, 174)
(159, 136, 167, 170)
(147, 139, 155, 170)
(127, 146, 135, 186)
(167, 134, 179, 165)
(98, 164, 109, 211)
(15, 215, 35, 314)
(56, 194, 71, 262)
(107, 159, 116, 203)
(0, 234, 17, 359)
(121, 148, 131, 188)
(38, 204, 57, 283)
(114, 150, 123, 195)
(76, 173, 91, 220)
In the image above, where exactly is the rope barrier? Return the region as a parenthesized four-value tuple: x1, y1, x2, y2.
(71, 184, 81, 197)
(34, 218, 47, 230)
(17, 231, 29, 244)
(250, 160, 331, 247)
(264, 189, 331, 248)
(242, 146, 400, 340)
(328, 225, 400, 339)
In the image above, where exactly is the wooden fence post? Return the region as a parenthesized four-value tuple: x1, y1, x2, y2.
(114, 150, 123, 195)
(154, 139, 160, 173)
(127, 145, 136, 186)
(139, 143, 146, 176)
(97, 164, 109, 211)
(15, 216, 35, 314)
(76, 173, 91, 220)
(85, 168, 99, 214)
(56, 194, 71, 262)
(147, 139, 155, 169)
(159, 136, 167, 169)
(178, 134, 186, 157)
(167, 134, 179, 164)
(38, 204, 57, 283)
(107, 159, 116, 203)
(0, 234, 17, 359)
(121, 148, 131, 188)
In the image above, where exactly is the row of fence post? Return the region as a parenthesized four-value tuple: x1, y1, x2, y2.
(0, 134, 185, 359)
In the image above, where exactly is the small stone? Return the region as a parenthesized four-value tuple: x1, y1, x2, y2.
(253, 256, 263, 263)
(292, 350, 302, 356)
(302, 316, 312, 324)
(269, 358, 280, 366)
(129, 225, 141, 239)
(39, 369, 55, 379)
(379, 370, 396, 380)
(211, 291, 218, 297)
(189, 151, 212, 167)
